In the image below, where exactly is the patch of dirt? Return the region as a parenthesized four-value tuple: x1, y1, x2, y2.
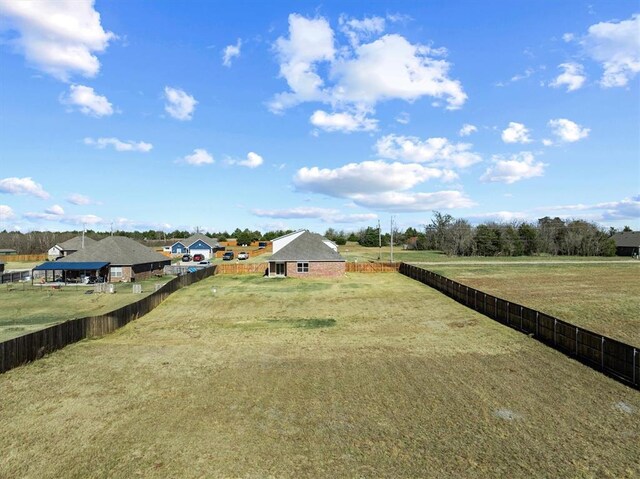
(614, 401, 635, 414)
(494, 408, 524, 421)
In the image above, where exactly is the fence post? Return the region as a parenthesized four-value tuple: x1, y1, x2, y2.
(575, 328, 579, 356)
(494, 297, 497, 319)
(634, 348, 637, 386)
(535, 311, 539, 337)
(474, 290, 477, 310)
(601, 337, 605, 370)
(506, 301, 510, 325)
(554, 318, 557, 345)
(520, 306, 523, 330)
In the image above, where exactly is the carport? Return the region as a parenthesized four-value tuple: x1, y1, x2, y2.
(32, 261, 110, 285)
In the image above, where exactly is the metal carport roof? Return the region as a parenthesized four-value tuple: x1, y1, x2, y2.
(33, 261, 110, 271)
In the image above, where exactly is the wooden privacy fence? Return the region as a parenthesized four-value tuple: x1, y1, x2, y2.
(215, 262, 268, 274)
(399, 263, 639, 390)
(0, 266, 216, 374)
(0, 254, 47, 262)
(346, 262, 400, 273)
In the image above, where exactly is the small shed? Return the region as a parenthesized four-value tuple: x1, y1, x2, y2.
(611, 231, 640, 257)
(268, 231, 345, 278)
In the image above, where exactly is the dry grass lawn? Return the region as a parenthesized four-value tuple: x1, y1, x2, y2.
(428, 263, 640, 346)
(0, 277, 171, 341)
(1, 273, 638, 478)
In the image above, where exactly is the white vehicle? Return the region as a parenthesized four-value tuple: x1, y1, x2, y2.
(237, 252, 249, 260)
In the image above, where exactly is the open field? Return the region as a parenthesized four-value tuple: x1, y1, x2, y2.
(428, 263, 640, 346)
(1, 273, 638, 478)
(336, 242, 634, 263)
(0, 277, 172, 342)
(1, 261, 41, 271)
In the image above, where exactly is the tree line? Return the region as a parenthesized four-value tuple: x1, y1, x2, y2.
(325, 213, 631, 257)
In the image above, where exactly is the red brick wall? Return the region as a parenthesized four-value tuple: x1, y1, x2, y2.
(285, 261, 345, 278)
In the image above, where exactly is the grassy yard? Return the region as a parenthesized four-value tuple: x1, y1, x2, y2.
(0, 277, 172, 342)
(336, 242, 633, 263)
(1, 273, 638, 478)
(427, 263, 640, 346)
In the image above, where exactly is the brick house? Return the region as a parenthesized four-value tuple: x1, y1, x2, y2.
(268, 231, 345, 278)
(57, 236, 171, 282)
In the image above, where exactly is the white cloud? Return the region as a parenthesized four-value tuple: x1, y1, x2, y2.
(0, 176, 50, 199)
(164, 86, 197, 120)
(84, 137, 153, 152)
(294, 160, 448, 198)
(331, 34, 466, 110)
(510, 67, 534, 82)
(270, 14, 466, 112)
(582, 14, 640, 87)
(481, 152, 546, 184)
(501, 122, 532, 144)
(550, 62, 586, 91)
(339, 14, 386, 46)
(113, 217, 172, 231)
(548, 118, 590, 143)
(545, 195, 640, 221)
(0, 0, 115, 81)
(252, 206, 377, 224)
(375, 134, 481, 169)
(310, 109, 378, 133)
(542, 139, 554, 147)
(269, 14, 335, 111)
(64, 214, 102, 225)
(45, 204, 64, 216)
(465, 211, 530, 223)
(228, 151, 263, 168)
(562, 33, 575, 42)
(222, 39, 241, 67)
(62, 84, 113, 117)
(66, 193, 92, 205)
(352, 190, 475, 212)
(179, 148, 214, 166)
(459, 123, 477, 137)
(0, 205, 15, 220)
(395, 112, 410, 124)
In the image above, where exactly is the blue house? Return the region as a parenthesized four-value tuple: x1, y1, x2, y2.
(170, 234, 221, 259)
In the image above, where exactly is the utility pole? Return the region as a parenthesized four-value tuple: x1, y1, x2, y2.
(378, 219, 382, 260)
(390, 216, 394, 263)
(110, 222, 113, 236)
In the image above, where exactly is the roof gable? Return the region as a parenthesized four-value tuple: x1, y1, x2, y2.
(58, 236, 170, 265)
(57, 235, 97, 251)
(270, 232, 344, 262)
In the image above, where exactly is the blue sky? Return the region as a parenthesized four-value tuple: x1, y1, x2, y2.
(1, 0, 638, 234)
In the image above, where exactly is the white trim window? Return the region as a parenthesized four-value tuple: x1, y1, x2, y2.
(297, 262, 309, 273)
(110, 266, 123, 278)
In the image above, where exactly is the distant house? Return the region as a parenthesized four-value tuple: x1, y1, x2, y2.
(170, 234, 221, 259)
(56, 236, 171, 282)
(611, 231, 640, 257)
(0, 249, 17, 256)
(47, 236, 97, 260)
(268, 231, 345, 278)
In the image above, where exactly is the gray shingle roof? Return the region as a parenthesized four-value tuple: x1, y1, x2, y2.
(611, 231, 640, 248)
(58, 236, 170, 266)
(180, 234, 220, 249)
(269, 232, 344, 262)
(58, 235, 97, 251)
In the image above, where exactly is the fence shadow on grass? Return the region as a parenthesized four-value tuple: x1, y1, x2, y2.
(0, 266, 216, 374)
(399, 263, 639, 390)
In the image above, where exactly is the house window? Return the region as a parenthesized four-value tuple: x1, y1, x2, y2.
(110, 267, 123, 278)
(297, 262, 309, 273)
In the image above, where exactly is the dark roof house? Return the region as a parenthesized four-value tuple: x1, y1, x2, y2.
(611, 231, 640, 256)
(57, 236, 170, 281)
(268, 231, 344, 278)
